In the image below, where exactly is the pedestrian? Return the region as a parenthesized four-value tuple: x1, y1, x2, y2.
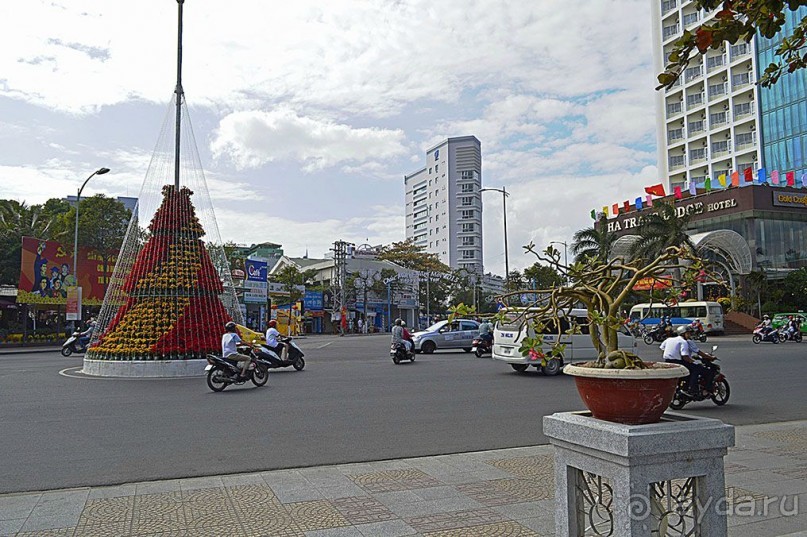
(357, 317, 364, 334)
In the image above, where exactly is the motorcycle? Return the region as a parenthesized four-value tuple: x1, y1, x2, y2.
(778, 327, 803, 343)
(471, 336, 492, 357)
(61, 331, 88, 356)
(643, 323, 674, 345)
(752, 326, 780, 344)
(689, 320, 707, 342)
(390, 341, 415, 364)
(670, 345, 730, 410)
(205, 346, 270, 392)
(253, 336, 306, 371)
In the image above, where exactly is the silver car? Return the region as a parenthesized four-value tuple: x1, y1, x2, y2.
(412, 319, 480, 354)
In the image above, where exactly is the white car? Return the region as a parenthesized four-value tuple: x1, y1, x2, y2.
(412, 319, 480, 354)
(492, 308, 637, 375)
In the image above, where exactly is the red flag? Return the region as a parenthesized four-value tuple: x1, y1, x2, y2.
(731, 171, 739, 187)
(644, 184, 666, 197)
(612, 203, 619, 215)
(786, 171, 796, 186)
(674, 186, 682, 199)
(743, 167, 753, 183)
(623, 200, 630, 213)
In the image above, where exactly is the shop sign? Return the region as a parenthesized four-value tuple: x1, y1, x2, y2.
(66, 287, 82, 321)
(243, 258, 267, 304)
(607, 198, 739, 232)
(267, 282, 305, 295)
(632, 276, 673, 291)
(303, 290, 323, 311)
(772, 190, 807, 208)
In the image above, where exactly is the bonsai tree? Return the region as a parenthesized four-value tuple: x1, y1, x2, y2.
(452, 242, 718, 370)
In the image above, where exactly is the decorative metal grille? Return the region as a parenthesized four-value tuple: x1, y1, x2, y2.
(573, 471, 699, 536)
(575, 471, 614, 536)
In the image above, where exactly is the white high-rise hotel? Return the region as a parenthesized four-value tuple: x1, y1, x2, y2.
(404, 136, 483, 275)
(651, 0, 762, 192)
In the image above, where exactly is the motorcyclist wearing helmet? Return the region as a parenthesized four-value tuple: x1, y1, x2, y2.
(222, 321, 251, 378)
(760, 314, 773, 335)
(660, 325, 706, 397)
(391, 318, 411, 352)
(77, 316, 97, 349)
(401, 320, 414, 350)
(264, 319, 287, 362)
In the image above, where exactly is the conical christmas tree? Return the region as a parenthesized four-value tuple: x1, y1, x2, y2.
(87, 185, 232, 361)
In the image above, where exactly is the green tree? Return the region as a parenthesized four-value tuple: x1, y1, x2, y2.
(505, 270, 525, 293)
(658, 1, 807, 89)
(63, 195, 131, 293)
(630, 202, 696, 260)
(572, 218, 619, 263)
(377, 239, 451, 317)
(271, 265, 318, 305)
(523, 263, 563, 289)
(0, 199, 73, 285)
(780, 267, 807, 310)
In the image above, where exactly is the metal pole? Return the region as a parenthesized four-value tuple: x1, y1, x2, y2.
(174, 0, 185, 188)
(426, 273, 430, 326)
(387, 281, 391, 332)
(73, 169, 107, 321)
(502, 187, 509, 281)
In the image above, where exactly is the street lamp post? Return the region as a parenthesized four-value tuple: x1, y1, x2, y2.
(549, 241, 569, 283)
(73, 167, 110, 320)
(480, 186, 510, 285)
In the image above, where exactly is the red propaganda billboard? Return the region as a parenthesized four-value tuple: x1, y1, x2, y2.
(17, 237, 116, 305)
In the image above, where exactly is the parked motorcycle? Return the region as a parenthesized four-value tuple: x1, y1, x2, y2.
(471, 336, 492, 357)
(61, 332, 88, 356)
(689, 320, 708, 342)
(205, 347, 270, 392)
(643, 323, 674, 345)
(778, 327, 803, 343)
(752, 326, 780, 344)
(390, 342, 415, 364)
(669, 346, 730, 410)
(253, 336, 306, 371)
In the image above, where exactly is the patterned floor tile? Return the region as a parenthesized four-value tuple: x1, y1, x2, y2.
(407, 508, 504, 533)
(130, 510, 187, 535)
(330, 496, 397, 524)
(72, 521, 130, 536)
(423, 519, 541, 536)
(77, 496, 134, 526)
(15, 529, 75, 537)
(182, 503, 241, 529)
(285, 499, 351, 531)
(227, 484, 283, 511)
(484, 456, 555, 481)
(239, 507, 303, 536)
(752, 428, 807, 446)
(456, 478, 554, 506)
(348, 469, 441, 494)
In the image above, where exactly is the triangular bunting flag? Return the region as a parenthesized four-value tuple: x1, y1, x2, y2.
(718, 174, 727, 188)
(689, 179, 697, 195)
(744, 168, 753, 183)
(771, 170, 780, 185)
(623, 200, 630, 213)
(612, 203, 619, 215)
(590, 209, 596, 219)
(603, 206, 609, 217)
(645, 194, 653, 208)
(635, 197, 643, 210)
(731, 171, 739, 187)
(802, 173, 807, 188)
(705, 177, 712, 191)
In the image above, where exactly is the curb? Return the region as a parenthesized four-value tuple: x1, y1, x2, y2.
(0, 346, 61, 355)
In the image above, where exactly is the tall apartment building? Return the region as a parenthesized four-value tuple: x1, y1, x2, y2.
(758, 6, 807, 180)
(651, 0, 762, 192)
(404, 136, 483, 275)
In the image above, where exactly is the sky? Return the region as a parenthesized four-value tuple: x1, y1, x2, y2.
(0, 0, 661, 276)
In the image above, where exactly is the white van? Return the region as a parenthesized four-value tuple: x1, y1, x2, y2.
(492, 308, 637, 375)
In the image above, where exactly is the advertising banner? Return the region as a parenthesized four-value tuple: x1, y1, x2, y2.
(18, 237, 115, 305)
(66, 286, 82, 321)
(632, 276, 673, 291)
(243, 258, 268, 304)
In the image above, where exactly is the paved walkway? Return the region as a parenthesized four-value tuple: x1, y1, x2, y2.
(1, 420, 806, 537)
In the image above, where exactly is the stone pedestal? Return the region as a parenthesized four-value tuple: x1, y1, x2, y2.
(82, 358, 207, 377)
(544, 411, 735, 536)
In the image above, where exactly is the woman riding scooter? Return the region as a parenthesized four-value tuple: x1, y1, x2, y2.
(262, 320, 287, 365)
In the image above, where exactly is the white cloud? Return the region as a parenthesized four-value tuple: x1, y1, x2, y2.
(210, 108, 408, 171)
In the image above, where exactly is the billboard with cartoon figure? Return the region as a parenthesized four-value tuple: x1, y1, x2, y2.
(17, 237, 116, 305)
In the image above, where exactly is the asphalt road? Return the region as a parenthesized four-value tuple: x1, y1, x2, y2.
(1, 334, 804, 493)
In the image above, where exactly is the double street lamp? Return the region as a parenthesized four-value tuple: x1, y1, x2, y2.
(480, 186, 510, 284)
(73, 167, 110, 320)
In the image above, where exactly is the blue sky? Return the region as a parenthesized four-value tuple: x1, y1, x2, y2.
(0, 0, 660, 276)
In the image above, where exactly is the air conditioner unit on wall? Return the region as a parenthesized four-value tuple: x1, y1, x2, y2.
(751, 124, 756, 130)
(723, 104, 729, 110)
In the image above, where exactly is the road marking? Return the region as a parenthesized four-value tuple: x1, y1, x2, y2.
(316, 342, 333, 349)
(58, 366, 201, 380)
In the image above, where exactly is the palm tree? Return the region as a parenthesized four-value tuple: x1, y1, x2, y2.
(571, 217, 619, 263)
(630, 202, 695, 260)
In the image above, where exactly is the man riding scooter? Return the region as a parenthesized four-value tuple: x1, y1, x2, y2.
(661, 325, 708, 398)
(262, 319, 287, 365)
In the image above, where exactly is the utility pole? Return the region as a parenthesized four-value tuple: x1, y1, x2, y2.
(331, 240, 352, 334)
(173, 0, 184, 188)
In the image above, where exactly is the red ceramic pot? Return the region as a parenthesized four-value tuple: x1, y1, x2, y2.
(563, 362, 689, 425)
